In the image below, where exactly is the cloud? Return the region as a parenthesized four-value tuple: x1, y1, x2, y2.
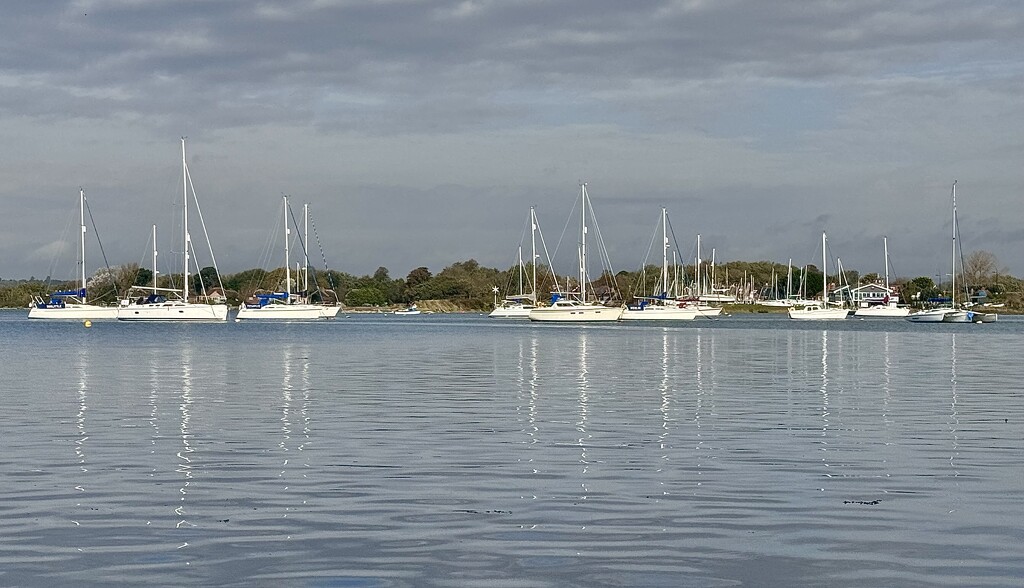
(1, 1, 1023, 280)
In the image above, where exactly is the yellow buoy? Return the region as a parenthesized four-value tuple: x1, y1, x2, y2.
(83, 320, 92, 328)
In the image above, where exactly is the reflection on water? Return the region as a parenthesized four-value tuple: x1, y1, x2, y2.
(2, 316, 1024, 586)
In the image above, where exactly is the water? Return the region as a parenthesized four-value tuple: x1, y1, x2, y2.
(2, 310, 1023, 586)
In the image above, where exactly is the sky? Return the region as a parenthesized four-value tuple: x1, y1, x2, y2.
(2, 0, 1023, 284)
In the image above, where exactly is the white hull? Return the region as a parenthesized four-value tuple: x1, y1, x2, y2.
(905, 308, 952, 322)
(529, 303, 621, 322)
(788, 305, 850, 320)
(757, 299, 794, 308)
(620, 304, 698, 321)
(489, 304, 535, 318)
(118, 302, 229, 322)
(28, 304, 119, 320)
(236, 304, 340, 320)
(854, 305, 911, 318)
(942, 310, 971, 323)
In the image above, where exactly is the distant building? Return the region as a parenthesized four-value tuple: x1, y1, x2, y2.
(848, 283, 899, 307)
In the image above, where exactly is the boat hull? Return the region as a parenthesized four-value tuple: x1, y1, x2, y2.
(236, 304, 340, 320)
(854, 305, 911, 318)
(788, 306, 850, 320)
(529, 305, 621, 322)
(489, 304, 535, 319)
(28, 305, 119, 320)
(905, 309, 952, 322)
(620, 305, 697, 321)
(117, 303, 229, 322)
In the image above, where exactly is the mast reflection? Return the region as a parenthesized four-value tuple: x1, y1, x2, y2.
(576, 331, 590, 502)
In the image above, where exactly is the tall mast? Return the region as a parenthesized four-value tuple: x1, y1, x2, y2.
(883, 236, 890, 292)
(517, 245, 524, 297)
(303, 202, 309, 294)
(152, 224, 158, 290)
(580, 183, 588, 301)
(79, 188, 87, 301)
(787, 258, 792, 299)
(181, 137, 189, 302)
(530, 206, 537, 302)
(695, 234, 701, 297)
(951, 181, 957, 307)
(822, 232, 828, 305)
(660, 208, 668, 296)
(284, 195, 291, 298)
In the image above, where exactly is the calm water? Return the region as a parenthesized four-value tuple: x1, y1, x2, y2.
(2, 310, 1023, 587)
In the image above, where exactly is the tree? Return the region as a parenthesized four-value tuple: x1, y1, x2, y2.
(406, 267, 432, 288)
(345, 287, 387, 307)
(962, 250, 1003, 290)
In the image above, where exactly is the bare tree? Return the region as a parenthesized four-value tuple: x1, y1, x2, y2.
(962, 250, 1004, 289)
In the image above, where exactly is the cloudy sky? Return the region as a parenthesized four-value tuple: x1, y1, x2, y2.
(2, 0, 1023, 284)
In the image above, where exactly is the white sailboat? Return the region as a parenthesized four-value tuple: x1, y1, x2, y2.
(117, 138, 228, 322)
(855, 237, 910, 318)
(529, 184, 622, 322)
(621, 208, 697, 321)
(29, 189, 118, 320)
(236, 197, 341, 320)
(674, 234, 724, 316)
(907, 182, 973, 323)
(490, 207, 539, 318)
(788, 232, 850, 320)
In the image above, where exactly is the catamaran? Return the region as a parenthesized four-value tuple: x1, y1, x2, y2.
(117, 138, 229, 322)
(529, 184, 622, 322)
(29, 189, 119, 320)
(236, 196, 341, 320)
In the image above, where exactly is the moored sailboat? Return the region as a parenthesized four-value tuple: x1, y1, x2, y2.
(29, 188, 118, 320)
(529, 184, 622, 322)
(117, 138, 228, 322)
(788, 232, 850, 320)
(236, 197, 341, 320)
(490, 207, 540, 318)
(854, 237, 910, 318)
(621, 208, 697, 321)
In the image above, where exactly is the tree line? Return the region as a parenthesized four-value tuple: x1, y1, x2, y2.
(4, 249, 1021, 310)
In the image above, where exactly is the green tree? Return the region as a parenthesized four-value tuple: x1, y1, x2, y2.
(345, 287, 387, 307)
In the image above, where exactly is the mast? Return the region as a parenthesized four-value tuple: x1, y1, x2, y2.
(302, 203, 308, 294)
(530, 207, 537, 302)
(883, 236, 890, 292)
(284, 195, 291, 299)
(79, 188, 87, 302)
(580, 183, 588, 302)
(822, 232, 828, 306)
(951, 181, 957, 307)
(787, 259, 793, 300)
(517, 245, 524, 297)
(661, 207, 669, 297)
(695, 234, 702, 297)
(152, 224, 158, 290)
(181, 137, 190, 302)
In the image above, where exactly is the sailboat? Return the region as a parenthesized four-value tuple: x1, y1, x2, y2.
(117, 138, 229, 322)
(854, 237, 910, 318)
(29, 189, 119, 320)
(621, 208, 697, 321)
(489, 207, 540, 318)
(236, 196, 341, 320)
(528, 184, 622, 322)
(788, 232, 850, 320)
(673, 234, 723, 316)
(906, 181, 984, 323)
